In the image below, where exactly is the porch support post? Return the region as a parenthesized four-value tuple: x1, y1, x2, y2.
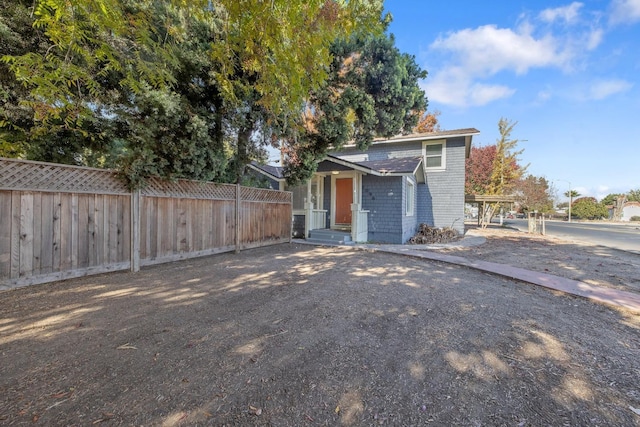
(305, 179, 312, 238)
(351, 202, 360, 242)
(351, 173, 360, 242)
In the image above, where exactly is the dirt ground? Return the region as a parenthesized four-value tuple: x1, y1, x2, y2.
(430, 225, 640, 295)
(1, 230, 640, 426)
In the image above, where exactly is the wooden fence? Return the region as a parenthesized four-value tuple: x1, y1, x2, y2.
(0, 158, 292, 290)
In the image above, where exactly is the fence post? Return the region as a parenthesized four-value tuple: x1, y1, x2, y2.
(235, 184, 241, 254)
(131, 189, 140, 272)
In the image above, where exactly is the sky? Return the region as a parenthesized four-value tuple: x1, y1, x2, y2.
(385, 0, 640, 201)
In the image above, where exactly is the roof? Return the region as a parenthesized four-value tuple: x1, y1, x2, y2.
(250, 156, 426, 184)
(354, 157, 423, 175)
(248, 162, 284, 180)
(342, 128, 480, 148)
(325, 155, 426, 183)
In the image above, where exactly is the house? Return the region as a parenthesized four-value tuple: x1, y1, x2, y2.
(621, 201, 640, 221)
(250, 128, 480, 244)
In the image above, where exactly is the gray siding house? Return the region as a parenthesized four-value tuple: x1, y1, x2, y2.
(250, 128, 479, 244)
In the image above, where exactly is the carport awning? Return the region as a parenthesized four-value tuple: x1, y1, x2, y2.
(465, 194, 517, 203)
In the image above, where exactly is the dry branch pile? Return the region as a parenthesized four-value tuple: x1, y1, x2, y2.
(408, 223, 460, 244)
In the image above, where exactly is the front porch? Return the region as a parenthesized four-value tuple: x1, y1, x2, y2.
(292, 164, 369, 243)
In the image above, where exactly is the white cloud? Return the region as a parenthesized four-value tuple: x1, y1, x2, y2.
(610, 0, 640, 24)
(430, 25, 569, 75)
(586, 28, 604, 50)
(423, 6, 614, 108)
(425, 25, 569, 106)
(539, 2, 584, 24)
(587, 79, 633, 99)
(423, 68, 515, 107)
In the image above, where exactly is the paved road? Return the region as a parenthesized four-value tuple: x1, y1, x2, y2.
(505, 218, 640, 254)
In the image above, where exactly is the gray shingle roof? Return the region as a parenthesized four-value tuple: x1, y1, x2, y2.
(250, 162, 284, 179)
(354, 157, 423, 174)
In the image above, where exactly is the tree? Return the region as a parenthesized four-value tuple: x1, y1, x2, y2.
(489, 118, 526, 196)
(600, 193, 621, 206)
(628, 188, 640, 202)
(282, 31, 427, 185)
(562, 189, 580, 222)
(0, 0, 56, 157)
(465, 144, 497, 195)
(475, 118, 526, 227)
(515, 175, 554, 213)
(572, 197, 608, 220)
(413, 110, 441, 133)
(3, 0, 386, 187)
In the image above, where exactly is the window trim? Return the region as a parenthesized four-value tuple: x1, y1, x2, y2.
(405, 178, 415, 216)
(422, 140, 446, 171)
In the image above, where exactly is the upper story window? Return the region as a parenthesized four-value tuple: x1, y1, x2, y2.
(423, 140, 446, 171)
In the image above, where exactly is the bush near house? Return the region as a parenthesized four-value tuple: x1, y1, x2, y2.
(630, 216, 640, 222)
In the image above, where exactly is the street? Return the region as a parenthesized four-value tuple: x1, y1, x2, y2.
(505, 218, 640, 254)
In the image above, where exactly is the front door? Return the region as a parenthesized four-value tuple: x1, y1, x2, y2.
(335, 178, 353, 225)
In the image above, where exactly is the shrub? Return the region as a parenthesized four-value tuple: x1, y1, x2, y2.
(631, 216, 640, 222)
(572, 198, 608, 220)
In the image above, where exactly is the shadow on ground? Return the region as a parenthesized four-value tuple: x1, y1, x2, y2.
(1, 243, 639, 426)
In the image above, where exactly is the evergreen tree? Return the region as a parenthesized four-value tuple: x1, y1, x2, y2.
(282, 32, 427, 185)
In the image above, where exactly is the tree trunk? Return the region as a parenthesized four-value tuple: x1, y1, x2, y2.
(235, 113, 254, 184)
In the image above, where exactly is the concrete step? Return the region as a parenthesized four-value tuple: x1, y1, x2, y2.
(307, 229, 353, 245)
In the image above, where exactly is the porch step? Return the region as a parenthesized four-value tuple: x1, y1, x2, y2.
(307, 229, 354, 245)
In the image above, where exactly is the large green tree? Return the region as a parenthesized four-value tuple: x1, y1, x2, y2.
(2, 0, 385, 186)
(0, 0, 51, 157)
(282, 32, 427, 185)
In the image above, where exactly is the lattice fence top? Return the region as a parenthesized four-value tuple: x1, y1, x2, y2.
(0, 157, 129, 194)
(141, 178, 237, 200)
(1, 158, 292, 204)
(242, 186, 292, 203)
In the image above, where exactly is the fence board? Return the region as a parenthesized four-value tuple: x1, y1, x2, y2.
(59, 194, 72, 271)
(87, 195, 96, 267)
(77, 195, 89, 269)
(122, 194, 131, 263)
(0, 192, 12, 277)
(19, 193, 34, 277)
(107, 196, 118, 263)
(52, 193, 61, 273)
(11, 192, 21, 279)
(32, 193, 42, 275)
(40, 193, 54, 275)
(94, 194, 102, 266)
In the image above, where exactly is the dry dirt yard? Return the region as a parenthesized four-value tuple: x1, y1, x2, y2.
(430, 225, 640, 295)
(1, 232, 640, 426)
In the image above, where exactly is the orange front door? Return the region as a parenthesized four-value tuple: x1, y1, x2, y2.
(335, 178, 353, 225)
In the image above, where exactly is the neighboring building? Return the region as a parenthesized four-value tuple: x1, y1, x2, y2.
(250, 128, 479, 244)
(621, 201, 640, 221)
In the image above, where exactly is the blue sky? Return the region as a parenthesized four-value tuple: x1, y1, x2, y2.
(386, 0, 640, 200)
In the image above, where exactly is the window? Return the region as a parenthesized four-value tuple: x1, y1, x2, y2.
(423, 141, 446, 170)
(289, 185, 306, 210)
(406, 179, 415, 216)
